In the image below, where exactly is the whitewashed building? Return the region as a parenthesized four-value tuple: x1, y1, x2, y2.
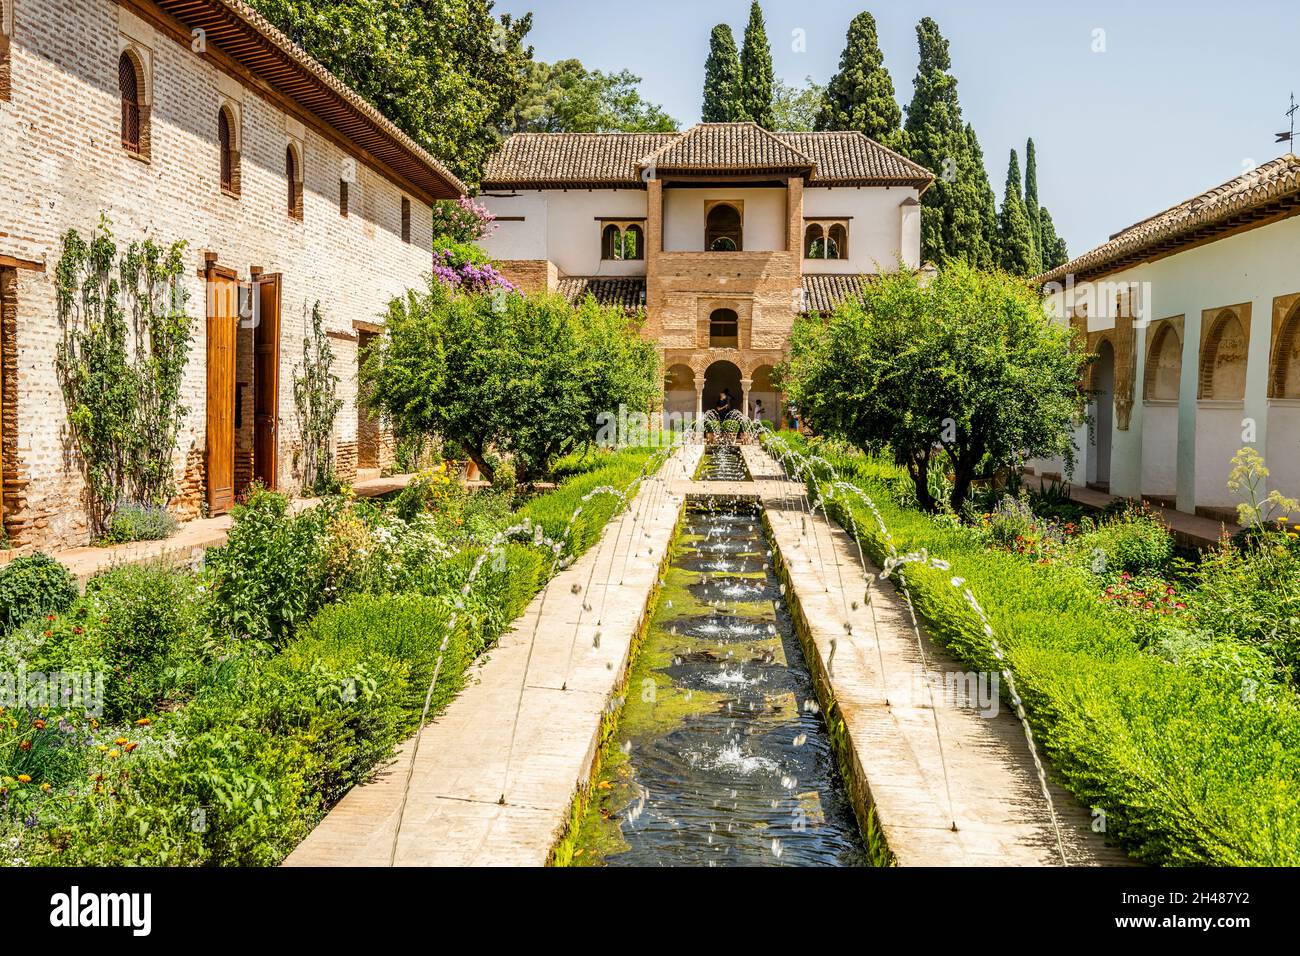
(1033, 155, 1300, 520)
(478, 123, 932, 419)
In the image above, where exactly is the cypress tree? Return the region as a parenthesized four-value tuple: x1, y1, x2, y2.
(1023, 137, 1043, 274)
(815, 11, 902, 148)
(1038, 205, 1069, 271)
(996, 149, 1036, 276)
(702, 24, 745, 123)
(739, 2, 775, 128)
(903, 17, 987, 265)
(964, 123, 999, 270)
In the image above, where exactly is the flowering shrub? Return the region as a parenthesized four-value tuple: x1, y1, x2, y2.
(430, 241, 515, 293)
(1100, 572, 1187, 614)
(431, 196, 496, 244)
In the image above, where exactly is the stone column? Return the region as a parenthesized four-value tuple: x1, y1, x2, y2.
(695, 384, 704, 421)
(741, 378, 752, 418)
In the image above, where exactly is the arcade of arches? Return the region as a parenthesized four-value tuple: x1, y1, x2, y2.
(664, 359, 782, 422)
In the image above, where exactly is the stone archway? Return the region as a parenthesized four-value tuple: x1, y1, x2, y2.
(703, 360, 742, 416)
(749, 364, 779, 423)
(664, 363, 696, 417)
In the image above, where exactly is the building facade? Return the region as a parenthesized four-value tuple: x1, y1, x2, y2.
(478, 123, 932, 421)
(1033, 155, 1300, 520)
(0, 0, 463, 551)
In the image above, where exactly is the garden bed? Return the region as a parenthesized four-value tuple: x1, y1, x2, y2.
(0, 446, 660, 866)
(769, 432, 1300, 866)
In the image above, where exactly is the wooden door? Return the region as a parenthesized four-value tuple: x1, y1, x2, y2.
(206, 270, 238, 515)
(253, 274, 281, 489)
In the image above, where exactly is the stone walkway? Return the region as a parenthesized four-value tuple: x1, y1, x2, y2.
(1022, 474, 1230, 548)
(285, 449, 698, 866)
(739, 447, 1131, 866)
(1, 473, 414, 587)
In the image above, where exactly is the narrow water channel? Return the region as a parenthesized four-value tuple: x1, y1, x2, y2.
(569, 445, 867, 866)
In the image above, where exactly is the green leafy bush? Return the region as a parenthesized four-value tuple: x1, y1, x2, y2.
(0, 553, 79, 636)
(203, 489, 332, 645)
(1194, 538, 1300, 684)
(103, 502, 178, 543)
(1075, 503, 1174, 576)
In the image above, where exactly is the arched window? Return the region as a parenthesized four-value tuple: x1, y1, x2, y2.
(827, 223, 847, 260)
(1271, 303, 1300, 399)
(218, 106, 240, 195)
(706, 203, 742, 252)
(624, 224, 644, 261)
(709, 308, 739, 348)
(286, 145, 303, 220)
(1198, 309, 1248, 400)
(804, 223, 824, 259)
(118, 52, 143, 155)
(601, 223, 622, 260)
(1143, 321, 1182, 401)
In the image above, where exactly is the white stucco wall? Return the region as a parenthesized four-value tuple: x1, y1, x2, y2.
(801, 185, 922, 273)
(478, 189, 648, 277)
(1037, 213, 1300, 517)
(663, 187, 786, 252)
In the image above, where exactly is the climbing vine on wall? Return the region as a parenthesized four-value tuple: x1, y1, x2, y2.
(55, 216, 193, 538)
(293, 301, 343, 495)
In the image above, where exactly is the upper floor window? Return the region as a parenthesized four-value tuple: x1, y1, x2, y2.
(401, 197, 412, 243)
(340, 180, 349, 218)
(286, 145, 303, 220)
(218, 105, 240, 195)
(706, 203, 742, 252)
(118, 52, 146, 157)
(709, 308, 739, 348)
(804, 220, 848, 259)
(600, 221, 644, 261)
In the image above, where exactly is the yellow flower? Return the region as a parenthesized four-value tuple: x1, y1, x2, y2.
(40, 782, 51, 792)
(114, 737, 128, 746)
(108, 749, 120, 758)
(16, 774, 31, 783)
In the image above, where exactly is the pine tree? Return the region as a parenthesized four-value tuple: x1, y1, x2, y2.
(903, 17, 988, 266)
(739, 2, 774, 128)
(815, 12, 902, 147)
(1038, 205, 1069, 271)
(965, 124, 999, 270)
(1023, 137, 1043, 274)
(996, 149, 1036, 276)
(702, 24, 745, 122)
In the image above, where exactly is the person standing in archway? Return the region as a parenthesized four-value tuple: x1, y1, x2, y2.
(752, 398, 764, 422)
(714, 389, 733, 415)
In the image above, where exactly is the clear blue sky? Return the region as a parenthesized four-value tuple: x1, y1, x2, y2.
(493, 0, 1300, 257)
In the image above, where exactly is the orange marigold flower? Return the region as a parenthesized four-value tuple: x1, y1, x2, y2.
(123, 742, 138, 753)
(33, 719, 46, 730)
(16, 774, 31, 783)
(114, 737, 128, 745)
(19, 740, 32, 750)
(135, 718, 151, 726)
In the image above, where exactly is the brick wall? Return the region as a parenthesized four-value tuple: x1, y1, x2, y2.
(498, 259, 556, 294)
(0, 0, 439, 550)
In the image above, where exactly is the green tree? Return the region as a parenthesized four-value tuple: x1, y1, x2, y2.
(965, 124, 999, 269)
(248, 0, 533, 188)
(772, 77, 826, 132)
(1024, 137, 1043, 273)
(702, 24, 746, 122)
(815, 11, 902, 148)
(1038, 205, 1069, 271)
(739, 2, 775, 128)
(903, 17, 992, 266)
(783, 262, 1087, 511)
(504, 59, 677, 133)
(363, 283, 659, 482)
(996, 149, 1037, 276)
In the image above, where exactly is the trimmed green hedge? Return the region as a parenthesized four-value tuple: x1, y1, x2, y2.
(774, 433, 1300, 866)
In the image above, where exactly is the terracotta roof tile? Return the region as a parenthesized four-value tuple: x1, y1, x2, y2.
(555, 276, 647, 309)
(777, 132, 931, 185)
(482, 125, 933, 189)
(1036, 154, 1300, 284)
(801, 274, 876, 313)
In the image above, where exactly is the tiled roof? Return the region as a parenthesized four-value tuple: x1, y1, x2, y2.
(556, 276, 647, 309)
(151, 0, 464, 199)
(482, 125, 933, 190)
(777, 132, 931, 186)
(639, 123, 814, 174)
(1036, 154, 1300, 284)
(482, 134, 676, 189)
(801, 274, 875, 314)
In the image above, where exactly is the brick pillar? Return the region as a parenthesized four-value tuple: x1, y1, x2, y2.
(646, 178, 663, 314)
(786, 176, 804, 254)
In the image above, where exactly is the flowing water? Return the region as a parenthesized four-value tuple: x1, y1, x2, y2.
(569, 446, 867, 866)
